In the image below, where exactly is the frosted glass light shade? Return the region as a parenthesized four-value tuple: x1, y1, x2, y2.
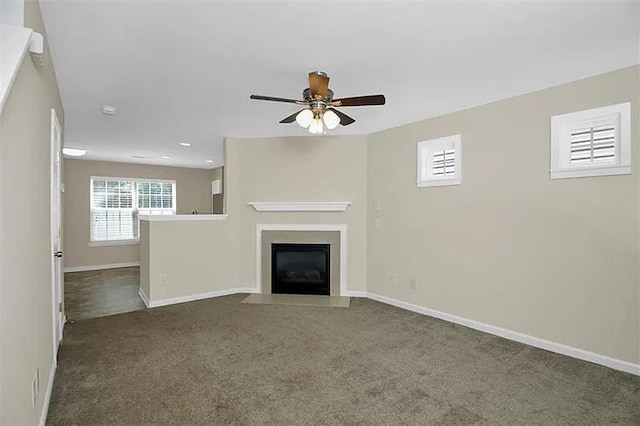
(295, 109, 313, 128)
(323, 109, 340, 129)
(309, 118, 323, 134)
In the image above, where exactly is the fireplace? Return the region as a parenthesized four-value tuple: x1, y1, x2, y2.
(271, 243, 330, 295)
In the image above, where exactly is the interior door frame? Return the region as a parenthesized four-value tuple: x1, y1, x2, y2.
(50, 108, 64, 356)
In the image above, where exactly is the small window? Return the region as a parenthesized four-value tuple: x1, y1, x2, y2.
(417, 135, 462, 187)
(550, 103, 630, 179)
(90, 177, 176, 242)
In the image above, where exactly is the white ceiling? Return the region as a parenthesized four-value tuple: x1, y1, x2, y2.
(40, 0, 638, 169)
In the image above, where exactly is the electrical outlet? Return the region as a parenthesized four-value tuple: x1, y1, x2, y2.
(409, 278, 417, 290)
(391, 274, 398, 286)
(374, 201, 381, 212)
(374, 219, 381, 229)
(160, 274, 167, 285)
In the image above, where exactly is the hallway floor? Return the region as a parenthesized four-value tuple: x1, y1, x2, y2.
(64, 267, 145, 321)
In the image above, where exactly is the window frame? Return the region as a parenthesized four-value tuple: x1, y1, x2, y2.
(550, 103, 631, 179)
(416, 134, 462, 187)
(89, 176, 177, 244)
(136, 179, 177, 216)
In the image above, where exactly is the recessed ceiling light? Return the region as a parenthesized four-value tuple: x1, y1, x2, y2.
(179, 142, 192, 147)
(205, 160, 214, 163)
(161, 155, 171, 159)
(102, 106, 116, 115)
(63, 147, 86, 157)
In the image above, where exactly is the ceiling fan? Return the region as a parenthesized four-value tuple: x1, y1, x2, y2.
(250, 71, 386, 134)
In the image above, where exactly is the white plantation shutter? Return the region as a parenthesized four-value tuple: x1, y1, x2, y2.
(569, 122, 616, 165)
(550, 103, 630, 179)
(90, 178, 176, 242)
(417, 135, 462, 187)
(431, 148, 456, 176)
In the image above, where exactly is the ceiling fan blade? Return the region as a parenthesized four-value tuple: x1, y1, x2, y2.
(332, 94, 386, 107)
(279, 110, 303, 124)
(328, 108, 355, 126)
(309, 72, 330, 98)
(250, 95, 305, 104)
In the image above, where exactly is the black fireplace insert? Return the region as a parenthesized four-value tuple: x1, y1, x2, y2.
(271, 243, 330, 295)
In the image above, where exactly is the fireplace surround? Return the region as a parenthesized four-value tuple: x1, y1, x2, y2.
(256, 224, 347, 296)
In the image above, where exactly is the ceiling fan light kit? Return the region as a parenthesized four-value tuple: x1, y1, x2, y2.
(322, 109, 340, 130)
(250, 71, 385, 135)
(295, 108, 314, 128)
(309, 117, 323, 134)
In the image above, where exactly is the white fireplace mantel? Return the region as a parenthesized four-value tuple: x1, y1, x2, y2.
(248, 201, 351, 212)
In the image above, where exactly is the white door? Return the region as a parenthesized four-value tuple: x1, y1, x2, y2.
(51, 108, 64, 349)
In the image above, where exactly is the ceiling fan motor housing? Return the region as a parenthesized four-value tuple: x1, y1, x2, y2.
(303, 88, 334, 102)
(303, 88, 333, 117)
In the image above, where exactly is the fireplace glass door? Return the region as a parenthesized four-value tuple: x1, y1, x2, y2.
(271, 243, 330, 296)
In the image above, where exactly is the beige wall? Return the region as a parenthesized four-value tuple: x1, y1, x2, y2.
(142, 135, 368, 302)
(139, 220, 151, 298)
(0, 1, 65, 424)
(141, 219, 240, 302)
(63, 159, 218, 268)
(211, 165, 223, 182)
(367, 66, 639, 364)
(225, 135, 368, 293)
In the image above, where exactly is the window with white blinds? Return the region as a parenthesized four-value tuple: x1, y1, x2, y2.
(551, 103, 630, 179)
(90, 177, 176, 242)
(417, 135, 462, 187)
(91, 179, 136, 241)
(137, 181, 175, 216)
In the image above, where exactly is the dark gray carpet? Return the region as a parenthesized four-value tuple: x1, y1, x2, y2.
(47, 294, 639, 425)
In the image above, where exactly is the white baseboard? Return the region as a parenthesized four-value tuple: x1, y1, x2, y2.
(236, 287, 260, 294)
(344, 291, 368, 298)
(135, 283, 639, 376)
(138, 288, 150, 308)
(64, 262, 140, 273)
(367, 292, 640, 376)
(38, 362, 56, 426)
(143, 287, 258, 308)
